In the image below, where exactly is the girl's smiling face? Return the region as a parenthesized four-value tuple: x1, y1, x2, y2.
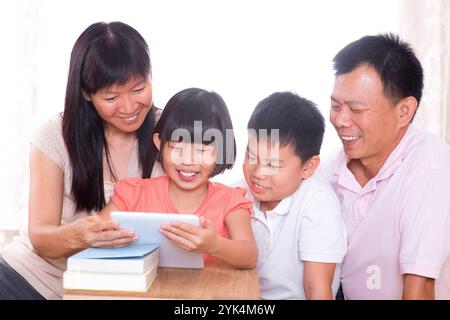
(154, 134, 217, 192)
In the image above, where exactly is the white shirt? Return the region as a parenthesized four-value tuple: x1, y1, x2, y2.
(236, 174, 347, 300)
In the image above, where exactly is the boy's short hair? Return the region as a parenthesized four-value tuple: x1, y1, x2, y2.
(247, 92, 324, 162)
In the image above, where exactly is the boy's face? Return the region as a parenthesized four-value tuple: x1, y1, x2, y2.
(243, 137, 317, 212)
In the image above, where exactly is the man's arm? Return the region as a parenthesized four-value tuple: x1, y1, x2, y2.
(402, 274, 435, 300)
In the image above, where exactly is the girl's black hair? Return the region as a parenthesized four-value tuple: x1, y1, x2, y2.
(62, 21, 157, 213)
(153, 88, 236, 177)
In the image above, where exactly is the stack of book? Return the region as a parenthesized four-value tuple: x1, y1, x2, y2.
(63, 244, 159, 292)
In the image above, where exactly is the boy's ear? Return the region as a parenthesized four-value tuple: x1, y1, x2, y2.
(153, 133, 161, 151)
(300, 155, 320, 179)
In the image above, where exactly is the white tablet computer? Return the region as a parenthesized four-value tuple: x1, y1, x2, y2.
(110, 211, 204, 269)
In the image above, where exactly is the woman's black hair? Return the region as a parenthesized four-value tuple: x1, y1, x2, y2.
(62, 21, 157, 213)
(152, 88, 236, 177)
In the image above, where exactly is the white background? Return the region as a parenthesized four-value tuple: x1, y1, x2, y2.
(0, 0, 403, 229)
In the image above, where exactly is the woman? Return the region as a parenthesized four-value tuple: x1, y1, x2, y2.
(0, 21, 163, 299)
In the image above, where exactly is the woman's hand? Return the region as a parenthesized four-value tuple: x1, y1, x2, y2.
(160, 217, 219, 254)
(65, 214, 137, 249)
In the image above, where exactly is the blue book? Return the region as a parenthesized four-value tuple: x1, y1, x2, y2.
(67, 244, 159, 274)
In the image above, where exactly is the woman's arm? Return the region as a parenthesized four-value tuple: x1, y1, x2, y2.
(28, 147, 136, 259)
(160, 208, 257, 269)
(303, 261, 336, 300)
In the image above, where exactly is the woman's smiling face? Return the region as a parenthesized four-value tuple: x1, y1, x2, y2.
(88, 77, 153, 135)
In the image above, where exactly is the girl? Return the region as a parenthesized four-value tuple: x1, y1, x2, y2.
(101, 88, 257, 269)
(0, 21, 162, 300)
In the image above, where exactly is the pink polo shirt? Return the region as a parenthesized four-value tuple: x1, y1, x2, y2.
(321, 125, 450, 299)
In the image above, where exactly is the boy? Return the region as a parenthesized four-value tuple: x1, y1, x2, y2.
(238, 92, 347, 299)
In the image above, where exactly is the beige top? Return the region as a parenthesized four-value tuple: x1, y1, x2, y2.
(1, 113, 163, 299)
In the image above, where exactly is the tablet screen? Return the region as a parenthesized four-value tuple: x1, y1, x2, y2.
(110, 211, 204, 269)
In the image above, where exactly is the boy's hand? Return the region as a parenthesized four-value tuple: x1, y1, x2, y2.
(160, 217, 220, 254)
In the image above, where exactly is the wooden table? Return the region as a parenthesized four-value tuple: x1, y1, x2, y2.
(63, 260, 259, 300)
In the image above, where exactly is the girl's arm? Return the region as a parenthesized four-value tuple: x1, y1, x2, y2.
(212, 208, 257, 269)
(160, 208, 258, 269)
(303, 261, 336, 300)
(28, 147, 136, 259)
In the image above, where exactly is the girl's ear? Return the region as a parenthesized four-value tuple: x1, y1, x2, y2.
(300, 155, 320, 180)
(153, 133, 161, 151)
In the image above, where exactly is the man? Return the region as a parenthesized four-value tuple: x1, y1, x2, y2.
(321, 33, 450, 299)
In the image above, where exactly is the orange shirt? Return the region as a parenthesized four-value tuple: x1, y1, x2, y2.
(111, 176, 253, 238)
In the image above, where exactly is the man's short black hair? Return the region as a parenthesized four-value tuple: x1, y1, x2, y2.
(333, 33, 424, 115)
(247, 92, 324, 162)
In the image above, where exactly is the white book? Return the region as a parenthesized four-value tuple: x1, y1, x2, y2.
(67, 244, 159, 274)
(63, 263, 158, 292)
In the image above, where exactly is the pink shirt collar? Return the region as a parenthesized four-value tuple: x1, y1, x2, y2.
(332, 125, 419, 193)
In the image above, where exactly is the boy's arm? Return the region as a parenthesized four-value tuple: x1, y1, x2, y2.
(298, 189, 346, 300)
(303, 261, 336, 300)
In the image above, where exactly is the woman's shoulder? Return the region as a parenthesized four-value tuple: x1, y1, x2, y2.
(34, 113, 63, 138)
(31, 113, 67, 169)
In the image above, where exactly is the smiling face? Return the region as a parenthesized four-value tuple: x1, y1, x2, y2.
(330, 64, 409, 170)
(88, 77, 153, 135)
(243, 136, 318, 212)
(154, 134, 217, 193)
